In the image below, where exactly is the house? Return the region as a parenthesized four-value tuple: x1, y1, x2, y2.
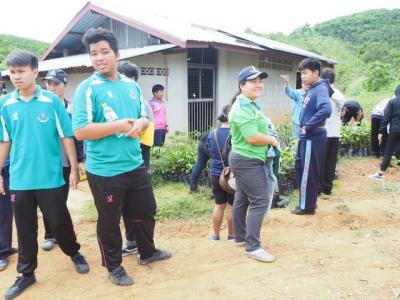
(7, 2, 335, 133)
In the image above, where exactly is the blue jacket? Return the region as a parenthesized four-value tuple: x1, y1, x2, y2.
(284, 85, 304, 137)
(299, 80, 333, 140)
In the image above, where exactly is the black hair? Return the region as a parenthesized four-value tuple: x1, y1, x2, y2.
(321, 68, 335, 84)
(217, 104, 231, 123)
(117, 60, 139, 81)
(395, 84, 400, 97)
(82, 27, 118, 54)
(298, 57, 321, 76)
(152, 84, 164, 94)
(6, 50, 38, 69)
(230, 90, 241, 106)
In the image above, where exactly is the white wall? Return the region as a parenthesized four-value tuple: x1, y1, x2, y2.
(65, 72, 93, 100)
(217, 50, 300, 123)
(131, 51, 188, 133)
(61, 51, 188, 133)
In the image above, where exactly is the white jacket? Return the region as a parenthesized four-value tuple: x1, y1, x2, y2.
(325, 84, 345, 138)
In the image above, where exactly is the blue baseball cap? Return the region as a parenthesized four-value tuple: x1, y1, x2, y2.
(238, 66, 268, 84)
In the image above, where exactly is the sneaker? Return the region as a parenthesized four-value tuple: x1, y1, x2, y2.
(227, 235, 235, 241)
(122, 245, 138, 257)
(4, 274, 36, 300)
(235, 241, 245, 247)
(42, 238, 56, 251)
(368, 172, 384, 181)
(71, 252, 89, 274)
(138, 249, 172, 265)
(246, 248, 275, 263)
(0, 256, 9, 271)
(108, 266, 133, 286)
(211, 234, 220, 241)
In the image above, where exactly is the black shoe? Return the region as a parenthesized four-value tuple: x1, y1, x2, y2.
(108, 266, 133, 286)
(138, 249, 172, 265)
(7, 247, 17, 256)
(122, 244, 138, 257)
(321, 189, 332, 195)
(71, 252, 89, 274)
(291, 207, 315, 215)
(275, 197, 290, 208)
(4, 275, 36, 300)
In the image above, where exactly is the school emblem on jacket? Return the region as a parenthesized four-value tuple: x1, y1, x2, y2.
(12, 112, 18, 121)
(303, 96, 310, 108)
(38, 112, 49, 123)
(128, 90, 137, 100)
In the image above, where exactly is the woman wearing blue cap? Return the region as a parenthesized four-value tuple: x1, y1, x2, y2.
(228, 66, 278, 262)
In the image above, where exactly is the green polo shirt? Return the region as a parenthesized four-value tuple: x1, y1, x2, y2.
(0, 86, 73, 190)
(72, 72, 146, 177)
(229, 95, 268, 161)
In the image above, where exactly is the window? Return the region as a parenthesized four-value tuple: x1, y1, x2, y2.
(258, 56, 293, 71)
(187, 48, 217, 65)
(188, 67, 214, 99)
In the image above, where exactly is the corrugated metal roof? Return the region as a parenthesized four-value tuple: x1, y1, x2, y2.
(41, 1, 334, 63)
(230, 32, 336, 64)
(92, 2, 264, 49)
(90, 2, 334, 63)
(1, 44, 175, 76)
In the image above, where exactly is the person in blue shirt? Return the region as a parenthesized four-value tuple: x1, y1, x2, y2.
(0, 50, 89, 300)
(41, 69, 86, 252)
(72, 28, 171, 287)
(0, 73, 16, 272)
(207, 105, 234, 241)
(0, 157, 15, 273)
(292, 58, 332, 216)
(280, 75, 308, 137)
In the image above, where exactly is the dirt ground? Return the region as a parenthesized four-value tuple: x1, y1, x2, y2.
(1, 157, 399, 300)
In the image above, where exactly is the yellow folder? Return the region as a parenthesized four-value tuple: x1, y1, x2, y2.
(140, 121, 154, 147)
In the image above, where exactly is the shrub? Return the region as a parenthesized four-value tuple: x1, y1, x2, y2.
(151, 131, 202, 178)
(362, 62, 393, 92)
(341, 123, 370, 148)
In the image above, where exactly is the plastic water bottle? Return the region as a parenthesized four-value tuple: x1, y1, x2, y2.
(101, 103, 125, 138)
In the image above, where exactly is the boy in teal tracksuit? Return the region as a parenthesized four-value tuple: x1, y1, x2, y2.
(73, 28, 171, 287)
(0, 50, 88, 300)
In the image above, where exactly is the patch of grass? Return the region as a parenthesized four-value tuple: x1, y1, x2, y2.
(82, 201, 98, 221)
(155, 183, 213, 221)
(286, 191, 299, 209)
(81, 182, 214, 222)
(347, 81, 398, 115)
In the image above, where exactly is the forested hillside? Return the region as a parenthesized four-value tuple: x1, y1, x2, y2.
(248, 9, 400, 113)
(0, 34, 48, 69)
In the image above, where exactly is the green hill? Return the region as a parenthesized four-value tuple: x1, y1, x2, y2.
(247, 8, 400, 113)
(0, 34, 48, 69)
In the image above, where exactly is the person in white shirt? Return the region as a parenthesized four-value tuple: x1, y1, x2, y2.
(319, 68, 345, 195)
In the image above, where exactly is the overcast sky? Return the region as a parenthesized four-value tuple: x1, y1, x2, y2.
(0, 0, 398, 42)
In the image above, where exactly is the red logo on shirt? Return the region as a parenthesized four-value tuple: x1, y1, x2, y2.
(106, 194, 114, 203)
